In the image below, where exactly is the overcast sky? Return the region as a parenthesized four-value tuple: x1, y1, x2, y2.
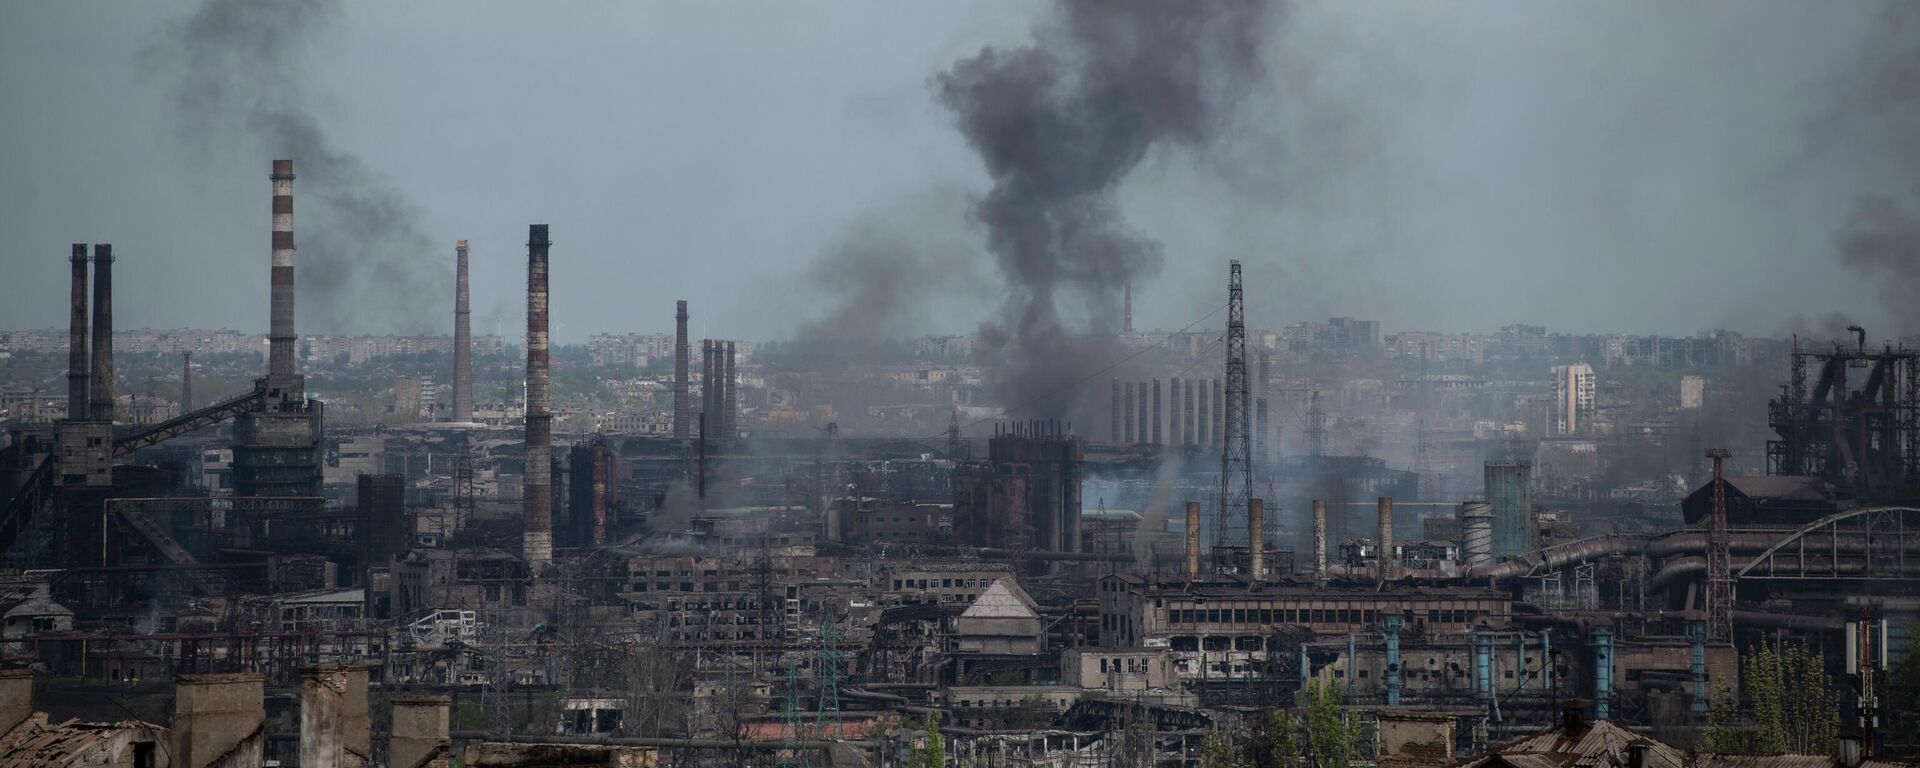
(0, 2, 1910, 344)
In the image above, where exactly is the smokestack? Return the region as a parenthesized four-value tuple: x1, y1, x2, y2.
(1151, 379, 1162, 445)
(268, 159, 297, 396)
(1110, 378, 1121, 442)
(88, 244, 115, 421)
(1123, 382, 1135, 442)
(1313, 499, 1329, 583)
(1213, 377, 1224, 449)
(1255, 397, 1269, 464)
(1249, 498, 1265, 582)
(523, 224, 553, 569)
(673, 300, 690, 439)
(1184, 377, 1196, 446)
(1378, 496, 1395, 584)
(724, 341, 737, 438)
(1136, 381, 1149, 446)
(1170, 379, 1182, 448)
(701, 340, 715, 435)
(1197, 381, 1209, 447)
(452, 240, 473, 423)
(181, 352, 193, 413)
(1184, 501, 1202, 579)
(66, 244, 88, 421)
(1123, 281, 1133, 334)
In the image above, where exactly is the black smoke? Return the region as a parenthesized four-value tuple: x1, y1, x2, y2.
(936, 0, 1274, 418)
(1828, 4, 1920, 336)
(145, 0, 446, 336)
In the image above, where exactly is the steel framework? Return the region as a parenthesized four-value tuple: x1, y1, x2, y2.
(1218, 261, 1251, 557)
(1706, 449, 1732, 642)
(1737, 506, 1920, 580)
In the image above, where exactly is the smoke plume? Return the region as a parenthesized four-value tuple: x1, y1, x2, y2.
(937, 0, 1274, 418)
(145, 0, 446, 336)
(1827, 4, 1920, 336)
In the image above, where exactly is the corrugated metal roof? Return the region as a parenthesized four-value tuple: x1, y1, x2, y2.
(1462, 721, 1683, 768)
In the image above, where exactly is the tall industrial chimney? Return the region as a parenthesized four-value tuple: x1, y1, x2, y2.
(1312, 499, 1329, 583)
(88, 244, 115, 421)
(1151, 379, 1162, 445)
(724, 341, 737, 438)
(700, 340, 714, 432)
(181, 352, 193, 413)
(268, 160, 298, 397)
(1378, 497, 1395, 584)
(1123, 282, 1133, 334)
(66, 244, 88, 421)
(452, 240, 473, 423)
(1110, 379, 1120, 442)
(1184, 501, 1202, 579)
(1248, 498, 1265, 582)
(523, 224, 553, 569)
(673, 301, 690, 439)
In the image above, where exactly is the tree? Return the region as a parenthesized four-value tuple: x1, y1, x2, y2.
(1702, 686, 1743, 752)
(912, 712, 945, 768)
(1201, 727, 1249, 768)
(1304, 680, 1361, 768)
(1706, 642, 1840, 754)
(1269, 708, 1303, 768)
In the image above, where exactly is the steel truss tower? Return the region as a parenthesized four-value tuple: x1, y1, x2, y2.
(1218, 261, 1252, 560)
(1706, 448, 1732, 642)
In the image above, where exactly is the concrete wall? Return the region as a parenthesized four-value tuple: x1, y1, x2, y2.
(0, 669, 32, 736)
(171, 673, 264, 768)
(389, 696, 450, 768)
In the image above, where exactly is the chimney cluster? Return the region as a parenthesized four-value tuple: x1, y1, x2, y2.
(64, 243, 118, 423)
(523, 224, 553, 569)
(451, 240, 473, 423)
(1111, 377, 1227, 447)
(700, 338, 736, 440)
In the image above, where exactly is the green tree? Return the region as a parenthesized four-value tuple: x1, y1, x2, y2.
(1269, 708, 1303, 768)
(1200, 727, 1249, 768)
(1708, 642, 1841, 754)
(913, 712, 944, 768)
(1304, 680, 1361, 768)
(1702, 686, 1743, 752)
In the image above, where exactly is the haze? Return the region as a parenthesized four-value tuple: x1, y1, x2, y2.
(0, 1, 1910, 342)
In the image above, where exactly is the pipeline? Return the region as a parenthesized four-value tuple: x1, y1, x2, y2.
(977, 548, 1133, 563)
(451, 732, 871, 750)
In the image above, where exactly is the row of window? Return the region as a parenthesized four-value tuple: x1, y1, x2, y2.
(1165, 607, 1487, 626)
(890, 577, 996, 591)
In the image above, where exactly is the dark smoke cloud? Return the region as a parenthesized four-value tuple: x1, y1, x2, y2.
(789, 185, 993, 363)
(937, 0, 1274, 419)
(144, 0, 446, 336)
(1826, 3, 1920, 335)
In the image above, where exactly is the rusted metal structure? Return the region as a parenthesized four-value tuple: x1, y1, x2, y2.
(1705, 449, 1732, 642)
(522, 224, 553, 569)
(1767, 331, 1920, 501)
(1219, 261, 1250, 557)
(951, 421, 1082, 556)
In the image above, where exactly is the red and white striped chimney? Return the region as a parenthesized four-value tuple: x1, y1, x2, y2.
(268, 159, 298, 398)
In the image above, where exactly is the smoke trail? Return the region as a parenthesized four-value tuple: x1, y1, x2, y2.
(145, 0, 446, 336)
(937, 0, 1274, 419)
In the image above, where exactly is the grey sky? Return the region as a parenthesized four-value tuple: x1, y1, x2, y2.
(0, 2, 1907, 343)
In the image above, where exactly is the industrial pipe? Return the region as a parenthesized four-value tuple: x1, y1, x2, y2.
(452, 240, 473, 423)
(268, 160, 298, 396)
(1378, 497, 1394, 584)
(1313, 499, 1329, 582)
